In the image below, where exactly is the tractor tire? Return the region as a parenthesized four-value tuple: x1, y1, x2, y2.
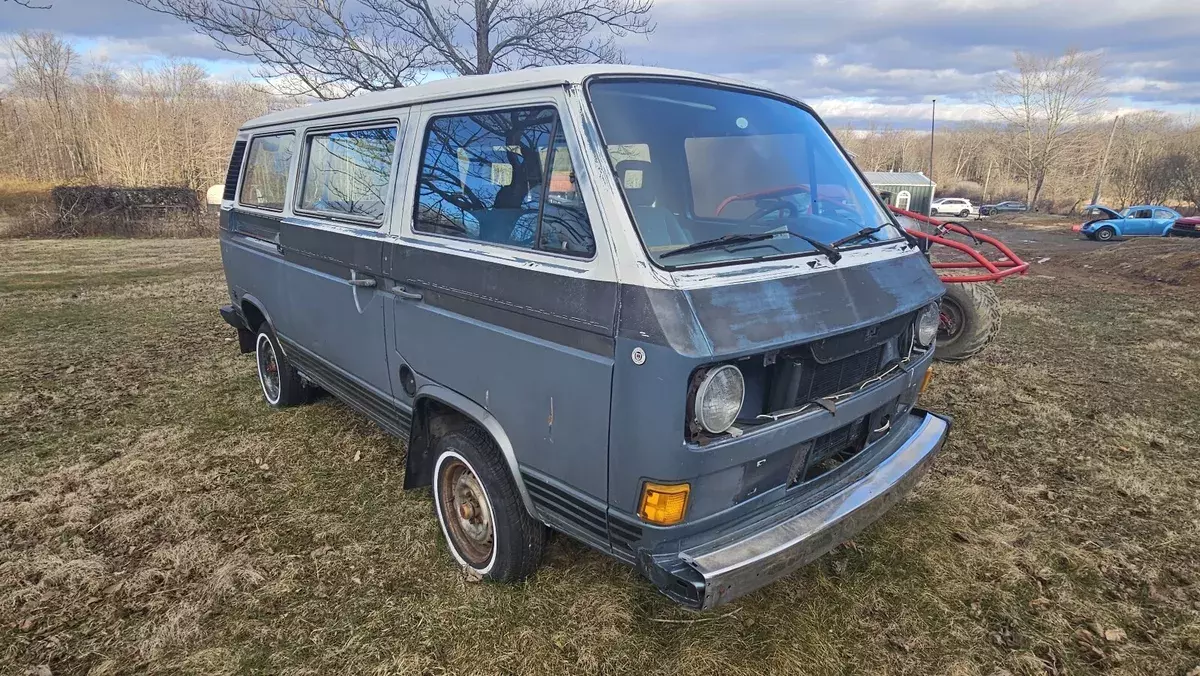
(935, 283, 1002, 363)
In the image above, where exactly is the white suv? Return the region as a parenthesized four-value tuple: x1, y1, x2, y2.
(930, 198, 978, 218)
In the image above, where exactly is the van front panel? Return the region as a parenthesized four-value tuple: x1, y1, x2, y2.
(606, 248, 944, 557)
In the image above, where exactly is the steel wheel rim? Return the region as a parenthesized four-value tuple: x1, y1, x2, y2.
(437, 456, 494, 567)
(938, 298, 964, 342)
(256, 333, 281, 404)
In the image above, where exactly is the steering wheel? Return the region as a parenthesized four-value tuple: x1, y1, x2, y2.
(812, 198, 860, 224)
(743, 198, 799, 223)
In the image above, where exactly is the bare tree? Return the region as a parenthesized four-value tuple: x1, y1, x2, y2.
(3, 0, 52, 9)
(989, 49, 1107, 208)
(129, 0, 655, 100)
(8, 32, 86, 176)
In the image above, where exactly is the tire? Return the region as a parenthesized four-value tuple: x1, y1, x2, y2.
(1094, 226, 1116, 242)
(935, 283, 1002, 363)
(431, 422, 546, 582)
(959, 209, 970, 218)
(254, 324, 308, 407)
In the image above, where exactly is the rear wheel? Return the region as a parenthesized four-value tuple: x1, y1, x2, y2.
(959, 209, 970, 218)
(935, 283, 1001, 363)
(431, 422, 546, 581)
(255, 325, 308, 407)
(1095, 226, 1116, 242)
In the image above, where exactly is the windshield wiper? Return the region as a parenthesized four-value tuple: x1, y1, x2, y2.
(659, 232, 776, 259)
(660, 229, 842, 264)
(785, 231, 841, 264)
(832, 224, 890, 248)
(832, 223, 921, 250)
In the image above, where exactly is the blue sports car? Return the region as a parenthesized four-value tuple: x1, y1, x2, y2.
(1077, 204, 1181, 241)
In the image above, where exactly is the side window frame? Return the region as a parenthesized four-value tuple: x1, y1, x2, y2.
(238, 131, 297, 214)
(292, 119, 403, 229)
(410, 103, 597, 260)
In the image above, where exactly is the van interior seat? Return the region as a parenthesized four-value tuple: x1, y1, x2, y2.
(614, 160, 690, 248)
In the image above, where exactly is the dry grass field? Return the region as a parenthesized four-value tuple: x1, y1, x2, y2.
(1, 234, 1198, 675)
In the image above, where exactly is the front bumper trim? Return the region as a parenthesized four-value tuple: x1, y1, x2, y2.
(679, 410, 950, 609)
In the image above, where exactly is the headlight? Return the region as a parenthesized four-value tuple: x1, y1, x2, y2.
(693, 364, 745, 434)
(917, 303, 940, 347)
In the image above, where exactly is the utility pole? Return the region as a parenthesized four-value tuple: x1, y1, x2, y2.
(928, 98, 936, 216)
(1091, 115, 1120, 206)
(982, 157, 994, 203)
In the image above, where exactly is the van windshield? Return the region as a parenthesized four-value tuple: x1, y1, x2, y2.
(588, 80, 899, 267)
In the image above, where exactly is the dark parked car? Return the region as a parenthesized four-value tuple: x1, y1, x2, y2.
(1169, 216, 1200, 238)
(979, 201, 1027, 216)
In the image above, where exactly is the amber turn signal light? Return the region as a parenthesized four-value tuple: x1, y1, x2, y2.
(920, 367, 934, 395)
(638, 482, 690, 526)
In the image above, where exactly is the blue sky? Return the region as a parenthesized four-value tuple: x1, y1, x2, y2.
(4, 0, 1200, 126)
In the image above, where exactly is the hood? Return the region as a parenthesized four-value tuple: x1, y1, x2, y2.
(1083, 205, 1122, 221)
(618, 251, 945, 357)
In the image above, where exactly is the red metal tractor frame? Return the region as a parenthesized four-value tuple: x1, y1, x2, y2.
(889, 206, 1028, 361)
(888, 206, 1029, 283)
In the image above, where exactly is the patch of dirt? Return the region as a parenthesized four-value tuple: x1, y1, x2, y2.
(1058, 238, 1200, 287)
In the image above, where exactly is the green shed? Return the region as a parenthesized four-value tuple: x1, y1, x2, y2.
(864, 172, 937, 215)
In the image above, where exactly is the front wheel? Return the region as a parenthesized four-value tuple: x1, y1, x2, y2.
(935, 283, 1002, 363)
(432, 422, 546, 581)
(1094, 226, 1116, 242)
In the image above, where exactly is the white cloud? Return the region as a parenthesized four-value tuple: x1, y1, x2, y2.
(6, 0, 1199, 125)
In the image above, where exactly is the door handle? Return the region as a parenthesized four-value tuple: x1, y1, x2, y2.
(392, 287, 422, 301)
(348, 277, 376, 288)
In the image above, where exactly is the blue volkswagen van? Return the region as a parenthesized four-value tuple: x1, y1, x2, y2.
(217, 66, 951, 609)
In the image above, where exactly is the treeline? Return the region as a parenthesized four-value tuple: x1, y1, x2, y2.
(4, 32, 1199, 217)
(834, 115, 1200, 213)
(0, 32, 276, 190)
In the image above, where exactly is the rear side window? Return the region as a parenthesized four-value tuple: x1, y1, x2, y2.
(299, 126, 398, 223)
(414, 106, 595, 257)
(240, 133, 294, 211)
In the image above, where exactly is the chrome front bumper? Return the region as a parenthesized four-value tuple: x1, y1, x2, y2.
(673, 410, 950, 610)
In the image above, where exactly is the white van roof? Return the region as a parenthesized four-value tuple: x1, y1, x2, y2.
(241, 65, 761, 130)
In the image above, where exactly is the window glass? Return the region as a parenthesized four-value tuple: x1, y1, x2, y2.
(686, 134, 812, 220)
(240, 134, 294, 211)
(588, 80, 897, 267)
(1131, 208, 1153, 219)
(299, 126, 397, 222)
(1154, 208, 1174, 220)
(415, 107, 595, 256)
(536, 127, 595, 256)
